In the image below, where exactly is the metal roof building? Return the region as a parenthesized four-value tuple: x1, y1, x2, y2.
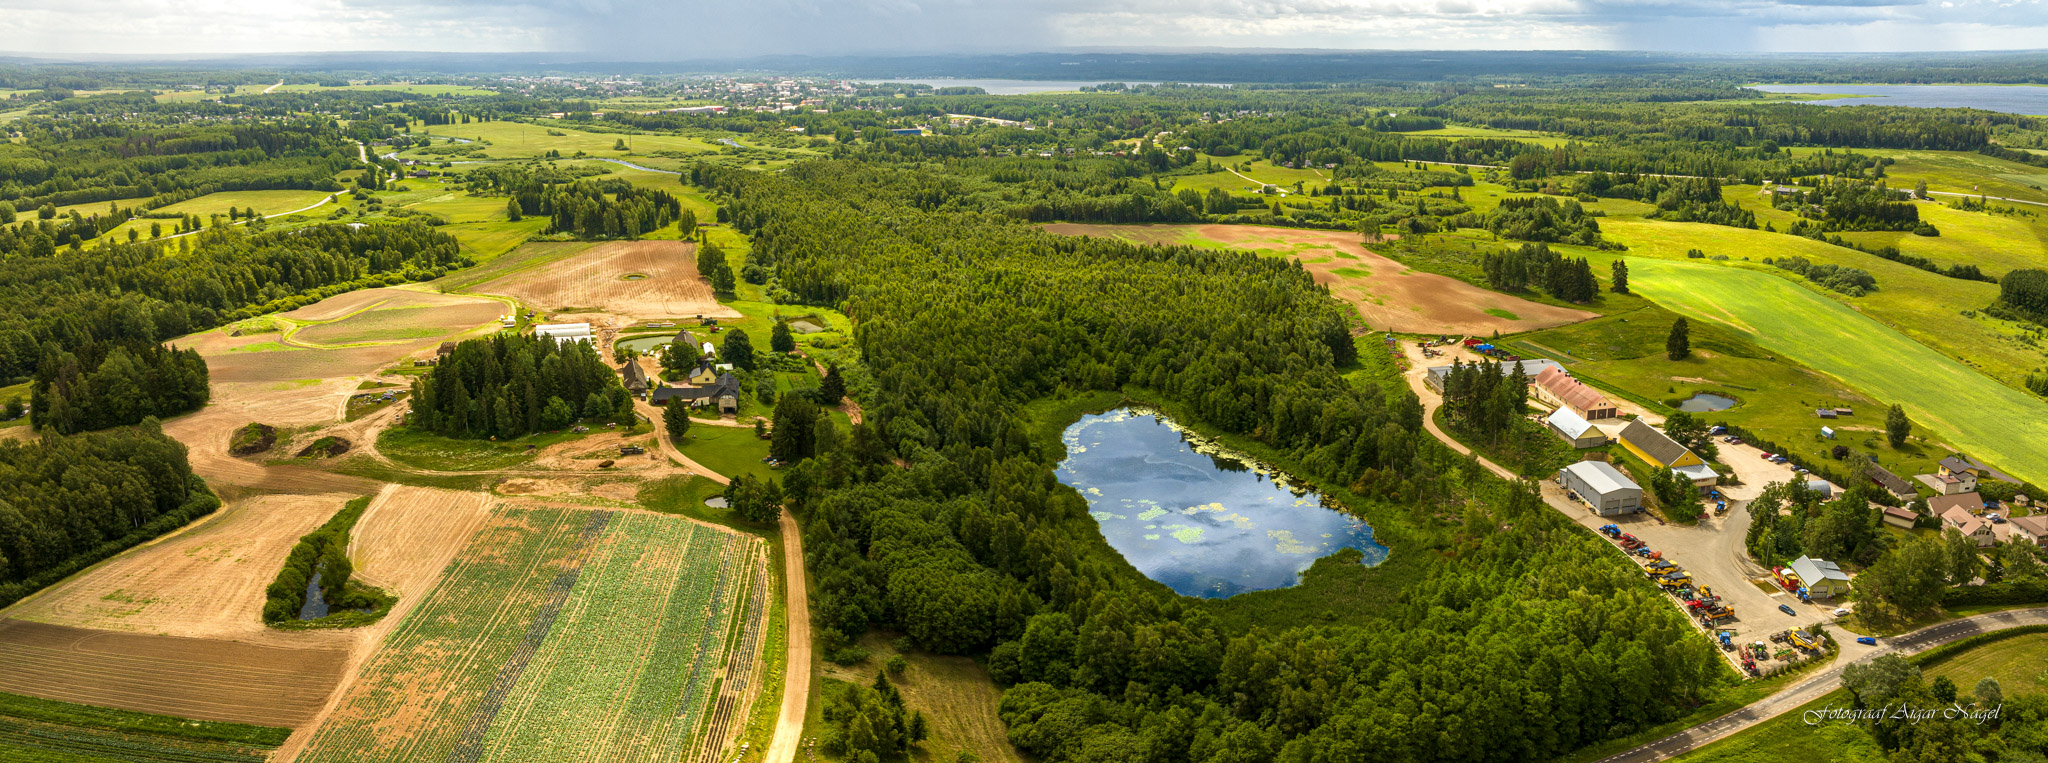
(1559, 460, 1642, 516)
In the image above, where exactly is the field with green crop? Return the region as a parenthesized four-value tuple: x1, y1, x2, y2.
(1612, 253, 2048, 486)
(1596, 216, 2048, 390)
(0, 690, 288, 763)
(1403, 125, 1577, 147)
(297, 505, 770, 763)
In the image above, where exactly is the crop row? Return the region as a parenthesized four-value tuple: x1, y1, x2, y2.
(0, 716, 271, 763)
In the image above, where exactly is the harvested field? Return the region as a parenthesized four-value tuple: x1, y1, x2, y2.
(1043, 223, 1595, 334)
(0, 619, 348, 727)
(279, 288, 477, 324)
(297, 505, 770, 763)
(346, 485, 493, 597)
(295, 301, 504, 346)
(160, 379, 381, 494)
(4, 492, 360, 642)
(469, 240, 740, 320)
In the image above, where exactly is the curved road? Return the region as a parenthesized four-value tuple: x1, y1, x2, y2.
(1598, 607, 2048, 763)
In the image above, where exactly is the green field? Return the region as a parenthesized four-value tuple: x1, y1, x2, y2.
(298, 505, 768, 763)
(0, 690, 288, 763)
(1615, 254, 2048, 486)
(395, 120, 734, 162)
(1404, 125, 1577, 147)
(1597, 216, 2046, 390)
(673, 424, 775, 482)
(375, 425, 622, 472)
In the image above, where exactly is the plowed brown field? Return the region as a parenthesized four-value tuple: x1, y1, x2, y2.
(470, 240, 739, 319)
(0, 619, 348, 727)
(346, 485, 493, 597)
(1043, 223, 1595, 334)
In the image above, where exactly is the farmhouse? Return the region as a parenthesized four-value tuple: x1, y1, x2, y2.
(1940, 504, 1995, 548)
(1424, 359, 1563, 392)
(1787, 555, 1852, 598)
(1880, 505, 1918, 530)
(1617, 419, 1707, 471)
(1558, 460, 1642, 516)
(1865, 464, 1918, 502)
(534, 322, 594, 347)
(1544, 408, 1609, 449)
(686, 362, 719, 385)
(620, 362, 648, 394)
(1533, 367, 1617, 420)
(1917, 469, 1978, 495)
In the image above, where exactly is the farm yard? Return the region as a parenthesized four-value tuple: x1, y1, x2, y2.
(296, 505, 771, 763)
(1044, 223, 1596, 333)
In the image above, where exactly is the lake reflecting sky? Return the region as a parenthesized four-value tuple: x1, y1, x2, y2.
(1751, 85, 2048, 116)
(1055, 408, 1387, 598)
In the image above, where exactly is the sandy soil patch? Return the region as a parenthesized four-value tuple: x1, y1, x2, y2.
(1045, 223, 1596, 334)
(470, 240, 740, 320)
(161, 379, 382, 494)
(346, 485, 492, 597)
(528, 429, 666, 472)
(280, 288, 477, 323)
(4, 492, 361, 642)
(0, 618, 349, 727)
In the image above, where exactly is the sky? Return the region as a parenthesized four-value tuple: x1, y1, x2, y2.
(3, 0, 2047, 57)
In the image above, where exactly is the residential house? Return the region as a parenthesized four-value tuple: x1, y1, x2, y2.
(1917, 469, 1978, 495)
(685, 362, 719, 385)
(1533, 366, 1617, 420)
(2007, 515, 2048, 550)
(1558, 460, 1642, 516)
(620, 362, 648, 394)
(1941, 505, 1996, 547)
(1787, 555, 1853, 598)
(1880, 505, 1918, 530)
(1544, 408, 1609, 449)
(713, 372, 740, 415)
(1927, 492, 1986, 518)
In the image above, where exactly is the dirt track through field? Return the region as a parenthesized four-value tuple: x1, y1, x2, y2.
(1044, 223, 1595, 334)
(469, 240, 739, 319)
(0, 619, 348, 726)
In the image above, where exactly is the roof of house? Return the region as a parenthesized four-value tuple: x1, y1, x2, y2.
(1939, 456, 1975, 473)
(1928, 492, 1986, 517)
(1619, 419, 1696, 467)
(711, 372, 739, 397)
(1673, 463, 1719, 481)
(1789, 555, 1850, 584)
(1562, 460, 1639, 495)
(1867, 464, 1914, 495)
(1941, 505, 1987, 535)
(1545, 407, 1599, 440)
(1882, 506, 1918, 521)
(2010, 514, 2048, 537)
(436, 341, 457, 355)
(652, 385, 714, 403)
(621, 362, 647, 387)
(1534, 366, 1616, 414)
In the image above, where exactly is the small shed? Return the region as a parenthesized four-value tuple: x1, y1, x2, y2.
(1817, 409, 1838, 419)
(1880, 505, 1918, 530)
(1544, 408, 1609, 449)
(1821, 426, 1836, 439)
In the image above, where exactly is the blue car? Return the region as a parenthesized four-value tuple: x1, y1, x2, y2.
(1779, 604, 1798, 616)
(1857, 637, 1878, 646)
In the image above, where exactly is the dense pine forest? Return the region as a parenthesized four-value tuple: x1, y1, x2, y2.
(0, 422, 217, 608)
(715, 159, 1719, 761)
(406, 334, 635, 439)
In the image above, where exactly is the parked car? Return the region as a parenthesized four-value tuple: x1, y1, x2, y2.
(1832, 608, 1851, 617)
(1857, 637, 1878, 646)
(1779, 604, 1798, 616)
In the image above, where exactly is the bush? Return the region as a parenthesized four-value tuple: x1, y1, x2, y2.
(1943, 580, 2048, 607)
(228, 422, 277, 456)
(261, 495, 394, 629)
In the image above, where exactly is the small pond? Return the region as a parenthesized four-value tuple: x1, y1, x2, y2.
(1678, 392, 1737, 413)
(1055, 408, 1387, 598)
(615, 335, 673, 353)
(705, 496, 728, 508)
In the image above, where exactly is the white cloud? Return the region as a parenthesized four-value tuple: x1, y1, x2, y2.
(0, 0, 2042, 56)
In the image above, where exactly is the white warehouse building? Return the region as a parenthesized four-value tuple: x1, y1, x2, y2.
(534, 322, 594, 347)
(1559, 460, 1643, 516)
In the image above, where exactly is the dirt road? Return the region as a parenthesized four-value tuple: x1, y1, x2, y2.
(763, 511, 812, 763)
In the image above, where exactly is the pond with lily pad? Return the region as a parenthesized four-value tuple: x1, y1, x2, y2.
(1055, 408, 1387, 598)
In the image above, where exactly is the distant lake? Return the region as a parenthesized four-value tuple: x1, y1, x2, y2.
(1751, 84, 2048, 115)
(1055, 408, 1387, 598)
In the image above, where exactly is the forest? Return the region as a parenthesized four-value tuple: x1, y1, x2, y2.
(30, 341, 210, 434)
(0, 421, 218, 608)
(405, 333, 635, 439)
(714, 157, 1722, 761)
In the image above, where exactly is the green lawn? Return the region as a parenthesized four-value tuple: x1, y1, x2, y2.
(672, 423, 774, 482)
(1611, 253, 2048, 486)
(1922, 630, 2048, 693)
(375, 424, 619, 472)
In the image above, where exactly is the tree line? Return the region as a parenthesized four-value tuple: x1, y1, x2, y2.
(406, 333, 634, 439)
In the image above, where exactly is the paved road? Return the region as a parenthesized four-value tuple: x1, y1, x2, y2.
(1922, 189, 2048, 208)
(261, 80, 282, 94)
(1596, 607, 2048, 763)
